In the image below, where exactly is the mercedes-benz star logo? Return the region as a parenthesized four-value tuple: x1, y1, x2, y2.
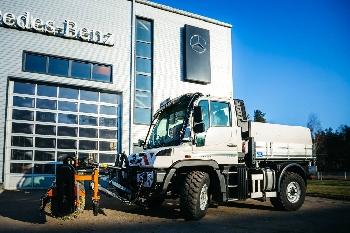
(190, 34, 207, 54)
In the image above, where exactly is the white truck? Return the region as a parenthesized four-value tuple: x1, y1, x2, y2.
(42, 92, 315, 220)
(107, 92, 315, 220)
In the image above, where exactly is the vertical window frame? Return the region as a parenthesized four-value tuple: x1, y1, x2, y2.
(134, 17, 154, 125)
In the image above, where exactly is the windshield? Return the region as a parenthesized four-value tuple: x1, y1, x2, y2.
(146, 103, 188, 149)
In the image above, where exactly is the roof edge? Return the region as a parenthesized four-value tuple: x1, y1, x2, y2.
(135, 0, 232, 28)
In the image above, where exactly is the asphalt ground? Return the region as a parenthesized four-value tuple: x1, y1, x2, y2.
(0, 189, 349, 233)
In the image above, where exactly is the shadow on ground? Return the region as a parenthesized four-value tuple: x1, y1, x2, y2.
(0, 190, 349, 233)
(0, 190, 46, 224)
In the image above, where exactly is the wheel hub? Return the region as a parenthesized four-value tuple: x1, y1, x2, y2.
(286, 181, 300, 203)
(199, 184, 209, 210)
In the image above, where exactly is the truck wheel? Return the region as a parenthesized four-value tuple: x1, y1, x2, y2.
(180, 171, 210, 220)
(271, 172, 305, 211)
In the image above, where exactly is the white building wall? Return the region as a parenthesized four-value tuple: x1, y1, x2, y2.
(0, 0, 132, 184)
(0, 0, 233, 186)
(132, 2, 233, 144)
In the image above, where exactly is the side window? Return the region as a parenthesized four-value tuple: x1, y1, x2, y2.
(210, 101, 231, 127)
(198, 100, 210, 131)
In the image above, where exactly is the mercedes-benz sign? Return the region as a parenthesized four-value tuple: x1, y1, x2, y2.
(190, 35, 207, 54)
(184, 25, 211, 84)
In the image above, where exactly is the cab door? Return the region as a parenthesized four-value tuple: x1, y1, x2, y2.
(192, 99, 239, 164)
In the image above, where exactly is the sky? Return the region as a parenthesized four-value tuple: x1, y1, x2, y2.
(152, 0, 350, 130)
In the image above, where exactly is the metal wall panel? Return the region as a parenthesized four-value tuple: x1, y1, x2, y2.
(0, 0, 132, 187)
(0, 0, 233, 187)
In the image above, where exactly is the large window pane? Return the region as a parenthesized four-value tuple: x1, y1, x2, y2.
(79, 115, 97, 126)
(79, 128, 97, 138)
(57, 126, 77, 137)
(136, 19, 152, 42)
(59, 87, 78, 99)
(35, 137, 55, 148)
(99, 153, 116, 163)
(134, 107, 151, 124)
(79, 152, 97, 162)
(100, 105, 116, 115)
(13, 96, 34, 108)
(80, 103, 97, 113)
(36, 112, 56, 123)
(36, 99, 57, 110)
(136, 42, 152, 58)
(136, 74, 151, 91)
(135, 91, 151, 108)
(79, 140, 97, 150)
(24, 53, 47, 73)
(99, 129, 117, 139)
(58, 113, 77, 124)
(35, 151, 55, 161)
(92, 64, 111, 82)
(12, 136, 33, 147)
(12, 123, 33, 134)
(71, 61, 91, 79)
(12, 109, 34, 121)
(210, 101, 231, 127)
(14, 82, 35, 95)
(10, 163, 32, 174)
(48, 57, 69, 76)
(58, 101, 77, 112)
(80, 90, 98, 101)
(99, 141, 116, 151)
(136, 58, 152, 74)
(99, 117, 117, 127)
(57, 139, 76, 149)
(34, 164, 55, 174)
(57, 151, 76, 161)
(37, 85, 57, 97)
(35, 125, 56, 135)
(100, 92, 118, 104)
(11, 150, 33, 160)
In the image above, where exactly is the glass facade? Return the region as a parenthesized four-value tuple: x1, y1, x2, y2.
(8, 80, 121, 188)
(23, 52, 112, 83)
(134, 18, 153, 124)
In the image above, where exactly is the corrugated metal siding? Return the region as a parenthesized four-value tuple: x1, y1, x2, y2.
(0, 0, 132, 184)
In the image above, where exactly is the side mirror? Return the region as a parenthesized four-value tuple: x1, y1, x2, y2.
(138, 139, 145, 147)
(193, 106, 203, 124)
(193, 122, 205, 134)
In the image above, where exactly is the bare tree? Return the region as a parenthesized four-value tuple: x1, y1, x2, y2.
(306, 113, 322, 154)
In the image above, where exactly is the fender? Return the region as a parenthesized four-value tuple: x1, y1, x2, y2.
(161, 160, 226, 194)
(277, 163, 307, 191)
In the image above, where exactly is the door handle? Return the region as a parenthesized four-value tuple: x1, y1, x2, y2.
(227, 143, 237, 147)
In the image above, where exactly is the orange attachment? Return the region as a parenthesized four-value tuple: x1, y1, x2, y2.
(74, 168, 100, 202)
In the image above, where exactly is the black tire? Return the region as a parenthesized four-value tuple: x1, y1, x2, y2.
(270, 172, 306, 211)
(180, 171, 210, 220)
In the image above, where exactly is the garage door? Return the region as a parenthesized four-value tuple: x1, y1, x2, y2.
(4, 80, 121, 189)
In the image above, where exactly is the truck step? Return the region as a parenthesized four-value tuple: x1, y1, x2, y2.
(222, 171, 238, 174)
(227, 198, 238, 202)
(227, 185, 238, 188)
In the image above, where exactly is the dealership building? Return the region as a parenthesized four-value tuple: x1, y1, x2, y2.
(0, 0, 232, 189)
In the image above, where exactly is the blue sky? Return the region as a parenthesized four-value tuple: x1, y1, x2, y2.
(152, 0, 350, 129)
